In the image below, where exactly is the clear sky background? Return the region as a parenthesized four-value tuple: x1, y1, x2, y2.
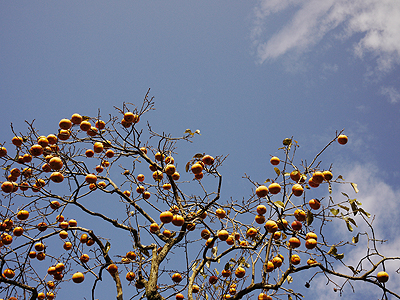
(1, 1, 400, 299)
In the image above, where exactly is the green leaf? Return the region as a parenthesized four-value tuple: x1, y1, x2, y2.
(337, 204, 349, 211)
(351, 182, 359, 193)
(306, 210, 314, 226)
(274, 167, 280, 176)
(330, 208, 339, 216)
(274, 201, 285, 209)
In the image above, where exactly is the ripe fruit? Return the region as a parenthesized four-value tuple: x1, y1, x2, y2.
(85, 174, 97, 184)
(277, 218, 288, 230)
(49, 157, 63, 170)
(68, 219, 78, 227)
(205, 238, 214, 248)
(256, 205, 267, 215)
(93, 142, 104, 153)
(85, 149, 95, 157)
(270, 156, 280, 165)
(246, 227, 258, 238)
(308, 178, 319, 188)
(95, 120, 106, 129)
(80, 120, 92, 131)
(337, 134, 348, 145)
(35, 242, 45, 251)
(152, 170, 163, 181)
(215, 208, 226, 219)
(291, 220, 302, 231)
(50, 172, 64, 183)
(191, 163, 203, 175)
(305, 238, 317, 250)
(273, 231, 281, 240)
(71, 113, 82, 124)
(202, 155, 214, 165)
(171, 172, 180, 180)
(0, 147, 7, 157)
(258, 293, 272, 300)
(218, 230, 229, 241)
(255, 214, 265, 224)
(50, 200, 61, 209)
(72, 272, 85, 283)
(264, 220, 278, 233)
(126, 251, 137, 260)
(162, 229, 172, 238)
(47, 134, 58, 145)
(323, 170, 333, 181)
(291, 254, 301, 265)
(160, 211, 174, 224)
(307, 259, 317, 265)
(3, 268, 15, 279)
(59, 118, 72, 129)
(63, 241, 73, 250)
(124, 112, 139, 123)
(126, 271, 136, 281)
(172, 215, 185, 227)
(209, 275, 218, 284)
(306, 232, 318, 240)
(265, 261, 274, 272)
(17, 210, 29, 220)
(87, 126, 98, 136)
(256, 185, 269, 198)
(235, 267, 246, 278)
(13, 227, 24, 236)
(136, 185, 145, 194)
(291, 184, 303, 197)
(288, 237, 301, 248)
(176, 294, 184, 300)
(37, 222, 48, 232)
(59, 230, 68, 239)
(221, 269, 231, 277)
(309, 199, 321, 210)
(171, 272, 182, 283)
(377, 271, 389, 283)
(268, 182, 281, 194)
(294, 209, 306, 221)
(150, 223, 160, 233)
(192, 285, 200, 293)
(37, 252, 46, 260)
(311, 171, 324, 184)
(271, 256, 283, 268)
(29, 251, 37, 258)
(80, 254, 90, 263)
(107, 264, 118, 275)
(162, 183, 172, 190)
(143, 191, 151, 199)
(164, 164, 176, 176)
(58, 129, 70, 140)
(1, 181, 14, 193)
(201, 229, 211, 240)
(12, 136, 23, 147)
(137, 174, 145, 182)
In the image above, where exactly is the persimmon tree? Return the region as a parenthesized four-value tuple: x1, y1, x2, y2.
(0, 90, 399, 300)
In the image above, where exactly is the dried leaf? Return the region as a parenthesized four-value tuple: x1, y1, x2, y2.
(194, 129, 201, 135)
(358, 208, 371, 218)
(337, 204, 349, 211)
(330, 208, 339, 216)
(274, 167, 280, 176)
(328, 246, 337, 255)
(264, 178, 271, 183)
(274, 201, 285, 209)
(329, 183, 332, 194)
(337, 175, 344, 181)
(185, 161, 190, 173)
(193, 153, 204, 159)
(350, 201, 358, 216)
(351, 182, 359, 193)
(287, 275, 293, 284)
(348, 218, 357, 227)
(341, 192, 349, 198)
(346, 221, 353, 232)
(335, 253, 344, 260)
(306, 210, 314, 226)
(224, 263, 230, 270)
(352, 233, 359, 244)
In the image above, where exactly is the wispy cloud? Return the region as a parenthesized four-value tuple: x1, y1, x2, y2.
(252, 0, 400, 72)
(380, 86, 400, 103)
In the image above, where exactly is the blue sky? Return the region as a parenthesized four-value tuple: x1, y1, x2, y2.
(1, 1, 400, 299)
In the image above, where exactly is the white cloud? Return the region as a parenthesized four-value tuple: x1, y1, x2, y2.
(380, 86, 400, 103)
(252, 0, 400, 71)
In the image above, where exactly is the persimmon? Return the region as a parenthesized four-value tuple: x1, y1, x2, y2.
(126, 271, 136, 281)
(63, 241, 73, 250)
(68, 219, 78, 227)
(306, 232, 318, 240)
(192, 285, 200, 293)
(308, 178, 319, 188)
(291, 254, 301, 265)
(268, 182, 281, 194)
(171, 172, 180, 180)
(37, 252, 46, 260)
(29, 251, 37, 258)
(126, 251, 137, 260)
(0, 146, 7, 157)
(191, 163, 203, 175)
(258, 293, 272, 300)
(205, 238, 214, 248)
(305, 238, 317, 249)
(256, 204, 267, 215)
(107, 264, 118, 274)
(13, 227, 24, 236)
(273, 231, 281, 240)
(197, 209, 207, 219)
(95, 120, 105, 129)
(337, 134, 348, 145)
(93, 142, 104, 153)
(3, 268, 15, 279)
(19, 182, 29, 191)
(17, 210, 29, 220)
(21, 167, 32, 177)
(323, 170, 333, 181)
(234, 267, 246, 278)
(59, 230, 68, 239)
(80, 121, 91, 131)
(215, 208, 226, 219)
(85, 149, 94, 157)
(171, 272, 182, 283)
(292, 184, 303, 197)
(309, 199, 321, 210)
(105, 149, 114, 158)
(152, 170, 163, 181)
(221, 269, 231, 277)
(1, 181, 14, 193)
(143, 191, 151, 199)
(85, 174, 97, 183)
(55, 262, 65, 272)
(59, 118, 72, 129)
(256, 185, 269, 198)
(311, 171, 324, 184)
(72, 272, 85, 283)
(12, 136, 23, 147)
(42, 163, 52, 172)
(217, 229, 229, 241)
(79, 254, 90, 263)
(246, 227, 258, 238)
(294, 209, 306, 221)
(277, 218, 288, 229)
(176, 293, 184, 300)
(270, 156, 280, 165)
(194, 172, 203, 180)
(38, 292, 46, 300)
(172, 215, 184, 226)
(57, 129, 71, 141)
(288, 237, 301, 248)
(49, 157, 63, 170)
(37, 136, 49, 148)
(124, 112, 139, 123)
(46, 292, 55, 300)
(50, 200, 61, 209)
(202, 155, 214, 165)
(255, 214, 265, 224)
(201, 229, 211, 240)
(37, 222, 47, 232)
(50, 172, 64, 183)
(47, 134, 58, 145)
(2, 233, 13, 245)
(264, 220, 278, 233)
(265, 261, 274, 272)
(307, 258, 317, 265)
(59, 221, 69, 229)
(162, 183, 172, 190)
(272, 256, 283, 268)
(291, 220, 302, 231)
(35, 242, 45, 251)
(160, 211, 174, 223)
(150, 223, 160, 233)
(377, 271, 389, 283)
(209, 275, 218, 284)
